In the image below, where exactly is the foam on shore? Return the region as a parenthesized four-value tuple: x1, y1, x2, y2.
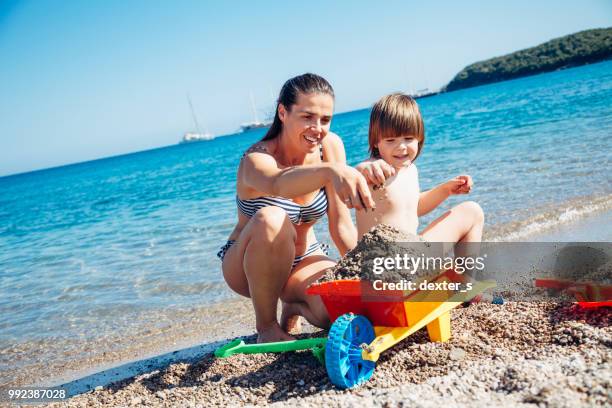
(485, 193, 612, 241)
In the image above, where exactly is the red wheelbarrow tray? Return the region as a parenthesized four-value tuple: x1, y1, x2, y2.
(534, 278, 612, 308)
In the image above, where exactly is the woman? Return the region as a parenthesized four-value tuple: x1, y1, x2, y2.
(218, 73, 375, 342)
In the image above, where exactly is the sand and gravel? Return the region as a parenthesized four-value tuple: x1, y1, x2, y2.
(43, 302, 610, 407)
(41, 223, 610, 407)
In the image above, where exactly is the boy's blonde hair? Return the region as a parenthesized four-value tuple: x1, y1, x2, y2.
(368, 93, 425, 159)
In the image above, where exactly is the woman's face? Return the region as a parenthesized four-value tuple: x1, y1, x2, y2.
(278, 92, 334, 153)
(376, 135, 419, 169)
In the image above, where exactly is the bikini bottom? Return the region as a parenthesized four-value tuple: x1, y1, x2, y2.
(217, 240, 329, 269)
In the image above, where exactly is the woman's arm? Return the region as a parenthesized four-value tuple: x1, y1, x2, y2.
(418, 175, 473, 216)
(241, 151, 331, 197)
(241, 144, 375, 211)
(322, 133, 357, 254)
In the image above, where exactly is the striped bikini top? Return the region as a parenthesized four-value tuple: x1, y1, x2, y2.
(236, 144, 328, 225)
(236, 188, 328, 225)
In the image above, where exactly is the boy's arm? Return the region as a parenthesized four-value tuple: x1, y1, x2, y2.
(418, 185, 451, 216)
(418, 175, 473, 216)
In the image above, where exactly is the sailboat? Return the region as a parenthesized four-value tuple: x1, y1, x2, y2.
(181, 94, 215, 143)
(240, 91, 272, 132)
(404, 64, 440, 99)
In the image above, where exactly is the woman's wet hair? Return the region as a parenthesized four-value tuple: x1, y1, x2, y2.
(368, 93, 425, 160)
(262, 73, 335, 141)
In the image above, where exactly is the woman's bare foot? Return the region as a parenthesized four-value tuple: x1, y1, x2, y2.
(280, 302, 303, 334)
(257, 322, 295, 343)
(283, 315, 301, 334)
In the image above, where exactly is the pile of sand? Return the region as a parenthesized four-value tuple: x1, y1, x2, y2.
(318, 224, 437, 283)
(552, 245, 610, 283)
(584, 260, 612, 284)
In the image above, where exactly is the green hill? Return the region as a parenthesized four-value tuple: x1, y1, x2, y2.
(444, 27, 612, 92)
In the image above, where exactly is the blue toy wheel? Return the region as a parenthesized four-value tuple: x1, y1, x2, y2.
(325, 313, 376, 389)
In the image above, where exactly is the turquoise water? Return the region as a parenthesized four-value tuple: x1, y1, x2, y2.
(1, 61, 611, 382)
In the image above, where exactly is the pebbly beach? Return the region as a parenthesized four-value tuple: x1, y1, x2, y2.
(42, 304, 611, 407)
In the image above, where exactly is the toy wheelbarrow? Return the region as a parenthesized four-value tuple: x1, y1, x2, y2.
(535, 278, 612, 309)
(215, 269, 494, 388)
(306, 269, 495, 388)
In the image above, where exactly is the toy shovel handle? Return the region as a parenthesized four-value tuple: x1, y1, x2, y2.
(215, 337, 327, 358)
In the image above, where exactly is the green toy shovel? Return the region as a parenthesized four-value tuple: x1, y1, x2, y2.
(214, 337, 327, 364)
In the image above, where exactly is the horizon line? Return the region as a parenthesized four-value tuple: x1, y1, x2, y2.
(0, 105, 374, 180)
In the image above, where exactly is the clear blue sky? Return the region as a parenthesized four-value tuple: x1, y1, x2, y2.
(0, 0, 610, 176)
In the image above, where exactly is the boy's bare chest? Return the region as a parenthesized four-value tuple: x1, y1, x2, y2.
(372, 167, 420, 212)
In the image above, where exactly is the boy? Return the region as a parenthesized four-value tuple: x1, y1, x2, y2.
(356, 93, 484, 250)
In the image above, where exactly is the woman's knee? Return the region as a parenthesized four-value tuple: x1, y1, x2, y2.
(458, 201, 484, 225)
(252, 206, 296, 242)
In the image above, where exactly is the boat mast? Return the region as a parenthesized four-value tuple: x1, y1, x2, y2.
(421, 62, 430, 91)
(187, 93, 203, 135)
(249, 91, 259, 123)
(404, 64, 414, 96)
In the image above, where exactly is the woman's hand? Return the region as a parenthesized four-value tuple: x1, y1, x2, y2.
(330, 164, 376, 211)
(355, 159, 396, 186)
(444, 175, 473, 195)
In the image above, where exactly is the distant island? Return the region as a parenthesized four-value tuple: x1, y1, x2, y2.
(443, 27, 612, 92)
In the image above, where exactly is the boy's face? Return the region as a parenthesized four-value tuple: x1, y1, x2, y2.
(377, 135, 419, 168)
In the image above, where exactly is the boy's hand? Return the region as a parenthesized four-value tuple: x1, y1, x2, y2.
(355, 159, 396, 186)
(445, 175, 473, 195)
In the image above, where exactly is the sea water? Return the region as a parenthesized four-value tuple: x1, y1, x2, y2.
(1, 61, 611, 386)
